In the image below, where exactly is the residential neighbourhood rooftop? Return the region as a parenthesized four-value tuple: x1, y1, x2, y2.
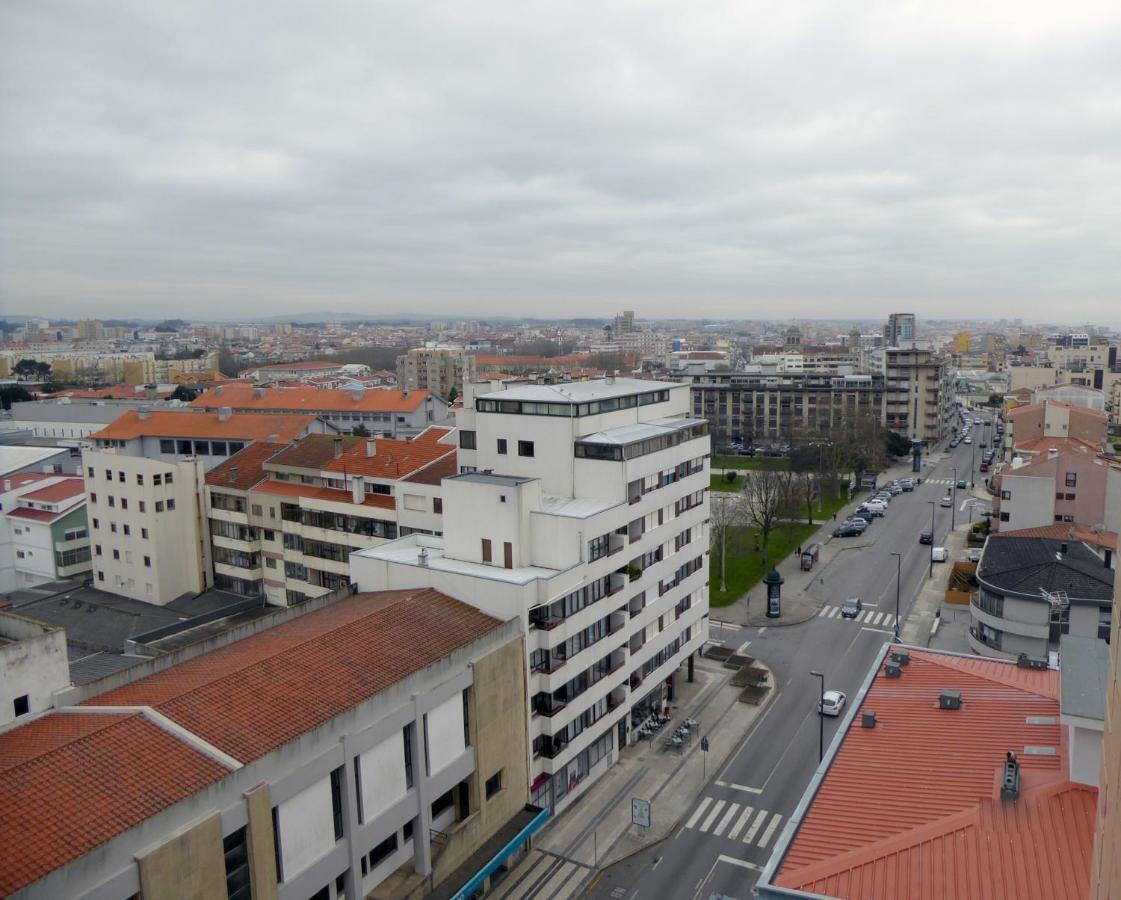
(477, 376, 678, 403)
(978, 535, 1115, 602)
(191, 383, 433, 413)
(204, 441, 285, 489)
(90, 409, 321, 443)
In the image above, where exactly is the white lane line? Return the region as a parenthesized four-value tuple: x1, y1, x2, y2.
(757, 627, 768, 635)
(717, 854, 760, 871)
(735, 638, 752, 654)
(725, 783, 762, 794)
(713, 802, 740, 837)
(757, 813, 783, 849)
(871, 612, 885, 626)
(743, 809, 769, 843)
(685, 797, 712, 830)
(728, 805, 754, 840)
(700, 799, 726, 833)
(861, 626, 894, 635)
(817, 606, 831, 617)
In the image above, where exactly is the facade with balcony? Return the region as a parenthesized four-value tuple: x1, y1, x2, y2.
(350, 377, 710, 814)
(883, 347, 955, 446)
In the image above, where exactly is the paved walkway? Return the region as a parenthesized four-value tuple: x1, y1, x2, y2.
(489, 654, 775, 900)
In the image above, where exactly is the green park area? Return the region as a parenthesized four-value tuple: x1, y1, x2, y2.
(711, 455, 791, 471)
(709, 522, 819, 608)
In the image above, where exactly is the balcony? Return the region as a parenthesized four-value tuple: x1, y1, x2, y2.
(531, 694, 568, 719)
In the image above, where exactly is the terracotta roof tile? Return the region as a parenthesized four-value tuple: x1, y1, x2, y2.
(0, 712, 229, 895)
(85, 589, 503, 763)
(772, 649, 1088, 899)
(19, 477, 86, 504)
(190, 383, 431, 413)
(205, 442, 285, 490)
(324, 426, 455, 480)
(404, 451, 458, 485)
(6, 507, 64, 522)
(90, 410, 319, 443)
(249, 479, 396, 510)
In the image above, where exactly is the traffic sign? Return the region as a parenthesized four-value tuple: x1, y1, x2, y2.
(631, 797, 651, 829)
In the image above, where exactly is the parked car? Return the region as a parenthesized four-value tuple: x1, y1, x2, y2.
(886, 483, 903, 495)
(940, 495, 953, 507)
(855, 505, 883, 518)
(840, 597, 863, 619)
(845, 516, 870, 529)
(919, 530, 933, 544)
(964, 436, 972, 444)
(818, 690, 847, 717)
(931, 547, 948, 562)
(899, 478, 914, 491)
(833, 524, 863, 537)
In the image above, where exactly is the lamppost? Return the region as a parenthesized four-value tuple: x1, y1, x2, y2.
(951, 467, 957, 531)
(891, 551, 902, 640)
(927, 500, 936, 579)
(970, 434, 976, 488)
(810, 670, 825, 762)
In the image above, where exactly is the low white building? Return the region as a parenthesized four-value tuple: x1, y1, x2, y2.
(4, 476, 90, 590)
(352, 376, 710, 812)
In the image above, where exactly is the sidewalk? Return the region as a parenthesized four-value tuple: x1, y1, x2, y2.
(900, 517, 972, 647)
(490, 654, 775, 900)
(716, 457, 927, 628)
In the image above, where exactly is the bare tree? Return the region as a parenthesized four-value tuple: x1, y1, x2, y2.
(792, 471, 819, 524)
(741, 469, 791, 565)
(709, 491, 746, 592)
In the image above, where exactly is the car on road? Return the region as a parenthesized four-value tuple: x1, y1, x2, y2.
(931, 547, 948, 562)
(899, 478, 914, 491)
(964, 436, 972, 444)
(940, 495, 953, 507)
(840, 596, 863, 619)
(920, 530, 933, 544)
(819, 690, 847, 716)
(980, 441, 987, 448)
(956, 479, 967, 489)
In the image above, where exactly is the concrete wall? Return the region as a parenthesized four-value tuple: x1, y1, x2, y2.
(275, 776, 335, 881)
(1090, 550, 1121, 898)
(136, 811, 226, 900)
(0, 615, 69, 727)
(427, 692, 467, 775)
(1068, 722, 1103, 787)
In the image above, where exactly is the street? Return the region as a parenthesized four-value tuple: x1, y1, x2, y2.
(584, 437, 985, 900)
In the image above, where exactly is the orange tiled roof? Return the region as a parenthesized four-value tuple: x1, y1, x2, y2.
(205, 442, 285, 490)
(249, 479, 396, 511)
(323, 426, 454, 479)
(1013, 437, 1101, 455)
(90, 409, 319, 443)
(773, 648, 1081, 899)
(0, 712, 230, 896)
(190, 382, 430, 413)
(19, 477, 85, 504)
(404, 451, 458, 485)
(85, 589, 503, 763)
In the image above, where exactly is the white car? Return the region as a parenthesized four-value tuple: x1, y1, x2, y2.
(940, 495, 953, 507)
(931, 547, 948, 562)
(964, 436, 972, 444)
(819, 690, 847, 716)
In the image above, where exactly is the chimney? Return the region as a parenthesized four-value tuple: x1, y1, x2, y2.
(1048, 447, 1059, 459)
(253, 386, 265, 398)
(1000, 751, 1020, 800)
(1059, 542, 1068, 556)
(418, 547, 429, 567)
(228, 467, 239, 484)
(215, 385, 224, 396)
(351, 475, 364, 504)
(138, 405, 152, 421)
(403, 388, 410, 398)
(606, 371, 616, 384)
(350, 387, 365, 402)
(267, 433, 280, 443)
(218, 406, 232, 422)
(366, 439, 377, 458)
(333, 435, 344, 459)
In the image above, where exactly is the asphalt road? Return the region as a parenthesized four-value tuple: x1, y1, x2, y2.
(585, 436, 988, 900)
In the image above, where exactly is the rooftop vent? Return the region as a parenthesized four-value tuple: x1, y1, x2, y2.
(884, 661, 902, 678)
(253, 386, 265, 398)
(215, 385, 224, 396)
(891, 650, 911, 666)
(1000, 751, 1020, 800)
(333, 435, 344, 459)
(138, 405, 152, 421)
(366, 439, 377, 458)
(217, 406, 232, 422)
(939, 689, 962, 710)
(228, 467, 239, 484)
(862, 711, 877, 728)
(1016, 653, 1049, 670)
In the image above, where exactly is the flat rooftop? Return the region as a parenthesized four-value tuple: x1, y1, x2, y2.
(1060, 634, 1109, 722)
(479, 377, 680, 404)
(354, 534, 563, 586)
(449, 472, 536, 487)
(578, 415, 707, 446)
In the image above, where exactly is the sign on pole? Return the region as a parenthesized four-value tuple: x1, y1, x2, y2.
(701, 736, 710, 752)
(631, 798, 651, 830)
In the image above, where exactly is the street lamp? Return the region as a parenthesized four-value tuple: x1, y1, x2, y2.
(810, 671, 825, 762)
(891, 551, 902, 640)
(951, 467, 957, 531)
(970, 434, 976, 488)
(927, 500, 936, 579)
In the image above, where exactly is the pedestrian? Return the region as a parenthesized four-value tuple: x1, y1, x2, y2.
(833, 511, 837, 521)
(796, 545, 802, 557)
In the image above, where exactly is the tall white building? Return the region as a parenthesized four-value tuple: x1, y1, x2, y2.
(351, 377, 710, 812)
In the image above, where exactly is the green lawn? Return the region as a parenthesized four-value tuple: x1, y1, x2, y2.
(712, 455, 791, 471)
(709, 522, 819, 607)
(710, 472, 743, 492)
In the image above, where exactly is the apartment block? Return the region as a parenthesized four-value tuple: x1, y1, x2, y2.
(992, 447, 1121, 533)
(687, 371, 884, 449)
(1005, 400, 1108, 459)
(3, 476, 90, 590)
(191, 383, 448, 437)
(883, 347, 955, 445)
(882, 312, 916, 346)
(204, 428, 456, 606)
(396, 346, 477, 400)
(351, 377, 710, 813)
(0, 588, 540, 900)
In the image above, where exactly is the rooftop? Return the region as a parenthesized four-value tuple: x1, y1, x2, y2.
(578, 415, 706, 446)
(0, 444, 68, 477)
(979, 535, 1114, 602)
(191, 383, 432, 413)
(205, 441, 285, 490)
(767, 647, 1095, 900)
(1059, 635, 1110, 722)
(90, 409, 320, 443)
(478, 376, 679, 404)
(355, 534, 561, 586)
(18, 476, 86, 505)
(450, 472, 536, 487)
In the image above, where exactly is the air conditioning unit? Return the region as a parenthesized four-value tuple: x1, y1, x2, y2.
(891, 650, 911, 666)
(862, 711, 877, 728)
(884, 661, 902, 678)
(939, 690, 962, 710)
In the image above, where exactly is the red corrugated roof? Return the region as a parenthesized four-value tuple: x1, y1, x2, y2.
(0, 712, 230, 896)
(773, 649, 1087, 899)
(85, 589, 503, 763)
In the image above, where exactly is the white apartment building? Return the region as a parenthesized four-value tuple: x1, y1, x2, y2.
(351, 377, 710, 812)
(4, 477, 91, 590)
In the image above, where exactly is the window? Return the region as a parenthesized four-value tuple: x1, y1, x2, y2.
(167, 499, 176, 511)
(431, 788, 455, 820)
(155, 501, 165, 512)
(1056, 492, 1065, 500)
(367, 832, 398, 871)
(87, 466, 94, 478)
(13, 695, 30, 718)
(141, 527, 149, 539)
(486, 770, 504, 800)
(154, 474, 162, 486)
(1065, 472, 1078, 487)
(105, 469, 112, 480)
(123, 524, 130, 536)
(266, 557, 276, 568)
(118, 471, 125, 483)
(497, 438, 508, 454)
(223, 827, 250, 900)
(97, 570, 105, 581)
(139, 501, 146, 513)
(90, 492, 97, 503)
(165, 472, 173, 484)
(251, 504, 263, 517)
(482, 538, 492, 563)
(1000, 490, 1011, 500)
(403, 724, 415, 788)
(504, 541, 513, 568)
(92, 518, 99, 529)
(193, 440, 210, 456)
(95, 544, 102, 556)
(177, 439, 192, 454)
(1100, 607, 1112, 643)
(330, 767, 345, 840)
(459, 430, 477, 450)
(1065, 493, 1075, 501)
(144, 556, 151, 568)
(112, 549, 120, 560)
(263, 529, 274, 540)
(136, 473, 144, 485)
(160, 439, 174, 453)
(107, 495, 115, 507)
(433, 497, 443, 514)
(518, 440, 535, 457)
(120, 498, 128, 510)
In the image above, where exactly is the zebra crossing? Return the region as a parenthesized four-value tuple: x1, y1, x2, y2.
(925, 478, 958, 486)
(684, 796, 785, 849)
(817, 605, 897, 628)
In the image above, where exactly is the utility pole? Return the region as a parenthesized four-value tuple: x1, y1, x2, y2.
(811, 671, 825, 762)
(951, 467, 957, 531)
(891, 551, 902, 641)
(927, 500, 936, 579)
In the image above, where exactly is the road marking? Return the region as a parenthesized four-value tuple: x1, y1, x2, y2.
(758, 813, 783, 849)
(744, 809, 769, 843)
(727, 804, 754, 840)
(718, 782, 762, 794)
(713, 802, 740, 837)
(685, 797, 712, 830)
(717, 854, 760, 871)
(871, 612, 885, 626)
(735, 638, 752, 654)
(757, 626, 768, 635)
(861, 626, 894, 635)
(699, 799, 726, 832)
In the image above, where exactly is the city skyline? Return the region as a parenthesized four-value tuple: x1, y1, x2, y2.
(3, 1, 1121, 322)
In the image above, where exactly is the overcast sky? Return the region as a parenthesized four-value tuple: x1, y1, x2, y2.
(2, 1, 1120, 323)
